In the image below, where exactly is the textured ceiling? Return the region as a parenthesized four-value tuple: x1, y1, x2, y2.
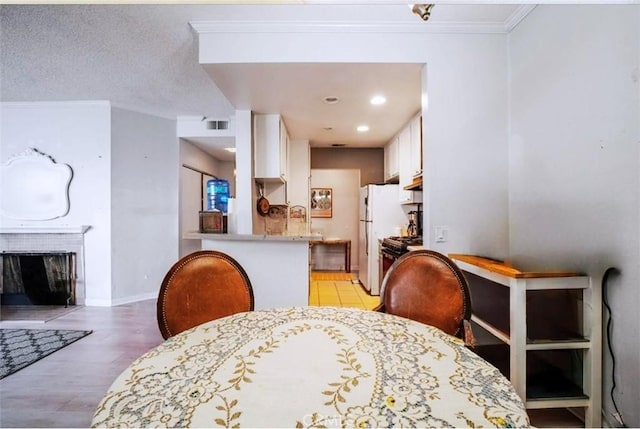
(0, 5, 235, 119)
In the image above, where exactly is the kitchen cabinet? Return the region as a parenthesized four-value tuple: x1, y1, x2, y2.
(254, 114, 288, 182)
(384, 136, 399, 183)
(409, 114, 422, 178)
(398, 116, 422, 204)
(449, 254, 602, 428)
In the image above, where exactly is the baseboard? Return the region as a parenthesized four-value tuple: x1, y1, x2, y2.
(85, 292, 157, 307)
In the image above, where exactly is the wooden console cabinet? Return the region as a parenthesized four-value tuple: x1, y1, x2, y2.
(449, 254, 602, 428)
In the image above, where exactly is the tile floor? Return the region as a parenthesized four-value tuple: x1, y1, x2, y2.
(308, 271, 381, 310)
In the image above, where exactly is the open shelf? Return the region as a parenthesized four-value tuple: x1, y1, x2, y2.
(451, 254, 602, 428)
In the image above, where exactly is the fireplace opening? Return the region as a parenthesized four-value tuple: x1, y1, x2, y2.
(1, 252, 76, 306)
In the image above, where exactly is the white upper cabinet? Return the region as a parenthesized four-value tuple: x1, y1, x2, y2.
(398, 116, 422, 204)
(254, 114, 288, 182)
(384, 136, 399, 182)
(409, 114, 422, 178)
(398, 125, 411, 190)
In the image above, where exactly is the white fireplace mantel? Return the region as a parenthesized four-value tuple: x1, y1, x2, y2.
(0, 225, 91, 234)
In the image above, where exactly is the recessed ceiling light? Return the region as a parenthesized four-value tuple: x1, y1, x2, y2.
(323, 96, 340, 105)
(331, 143, 346, 147)
(323, 127, 334, 131)
(224, 147, 236, 153)
(357, 125, 369, 133)
(370, 95, 386, 105)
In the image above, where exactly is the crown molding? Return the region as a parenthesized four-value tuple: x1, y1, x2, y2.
(190, 5, 542, 34)
(190, 20, 508, 35)
(504, 5, 537, 32)
(191, 15, 528, 35)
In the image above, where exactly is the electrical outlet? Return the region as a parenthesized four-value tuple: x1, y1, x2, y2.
(435, 226, 448, 243)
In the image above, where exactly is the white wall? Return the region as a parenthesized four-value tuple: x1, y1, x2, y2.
(234, 110, 253, 234)
(508, 5, 640, 426)
(422, 35, 509, 257)
(111, 107, 179, 304)
(0, 102, 184, 307)
(198, 27, 510, 260)
(0, 101, 113, 304)
(310, 169, 360, 270)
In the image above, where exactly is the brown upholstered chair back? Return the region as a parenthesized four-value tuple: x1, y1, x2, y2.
(157, 250, 254, 339)
(378, 249, 474, 345)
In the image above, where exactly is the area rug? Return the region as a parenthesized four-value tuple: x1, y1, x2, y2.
(0, 328, 92, 379)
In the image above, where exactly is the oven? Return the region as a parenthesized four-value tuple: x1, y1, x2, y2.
(380, 250, 398, 289)
(379, 236, 423, 292)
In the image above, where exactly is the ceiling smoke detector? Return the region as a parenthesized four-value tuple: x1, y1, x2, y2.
(412, 4, 434, 21)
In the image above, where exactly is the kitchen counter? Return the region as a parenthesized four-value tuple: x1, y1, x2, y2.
(407, 244, 426, 252)
(184, 232, 314, 309)
(183, 232, 317, 241)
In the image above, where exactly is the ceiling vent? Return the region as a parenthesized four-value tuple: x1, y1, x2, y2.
(205, 120, 229, 130)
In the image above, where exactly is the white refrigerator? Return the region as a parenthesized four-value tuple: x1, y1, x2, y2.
(358, 184, 407, 295)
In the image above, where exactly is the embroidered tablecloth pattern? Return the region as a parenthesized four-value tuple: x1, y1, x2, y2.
(92, 306, 529, 428)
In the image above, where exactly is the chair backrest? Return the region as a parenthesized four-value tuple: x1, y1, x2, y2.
(379, 249, 474, 345)
(157, 250, 254, 339)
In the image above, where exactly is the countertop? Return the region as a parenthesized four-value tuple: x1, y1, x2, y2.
(407, 244, 426, 251)
(183, 232, 319, 242)
(449, 254, 583, 279)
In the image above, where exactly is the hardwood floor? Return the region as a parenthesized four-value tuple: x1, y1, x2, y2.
(1, 276, 584, 428)
(0, 300, 163, 428)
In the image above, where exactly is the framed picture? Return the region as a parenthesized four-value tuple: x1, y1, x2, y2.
(310, 188, 332, 218)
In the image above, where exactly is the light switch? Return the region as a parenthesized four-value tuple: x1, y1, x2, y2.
(435, 226, 448, 243)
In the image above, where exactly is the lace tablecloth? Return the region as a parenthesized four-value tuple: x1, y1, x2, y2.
(92, 306, 530, 428)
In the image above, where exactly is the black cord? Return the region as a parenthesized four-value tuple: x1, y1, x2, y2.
(602, 267, 626, 428)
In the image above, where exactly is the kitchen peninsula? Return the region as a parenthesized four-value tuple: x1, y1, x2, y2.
(183, 232, 316, 309)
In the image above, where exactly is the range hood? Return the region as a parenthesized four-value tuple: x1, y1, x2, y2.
(404, 175, 422, 191)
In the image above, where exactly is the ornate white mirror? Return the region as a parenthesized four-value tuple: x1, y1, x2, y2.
(0, 148, 73, 220)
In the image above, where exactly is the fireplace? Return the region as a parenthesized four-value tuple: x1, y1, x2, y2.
(0, 226, 89, 306)
(1, 252, 76, 306)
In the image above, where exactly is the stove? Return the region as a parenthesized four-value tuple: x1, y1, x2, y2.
(382, 236, 423, 256)
(380, 236, 424, 289)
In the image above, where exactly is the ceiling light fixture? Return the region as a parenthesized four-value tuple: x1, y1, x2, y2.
(224, 147, 236, 153)
(323, 96, 339, 105)
(357, 125, 369, 133)
(370, 95, 387, 106)
(411, 4, 434, 21)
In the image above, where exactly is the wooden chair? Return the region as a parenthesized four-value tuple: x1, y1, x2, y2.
(157, 250, 254, 339)
(376, 249, 475, 346)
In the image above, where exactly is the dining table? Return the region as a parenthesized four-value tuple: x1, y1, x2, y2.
(91, 306, 530, 428)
